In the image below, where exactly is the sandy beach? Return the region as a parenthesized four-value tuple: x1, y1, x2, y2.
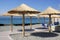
(0, 24, 60, 40)
(10, 32, 60, 40)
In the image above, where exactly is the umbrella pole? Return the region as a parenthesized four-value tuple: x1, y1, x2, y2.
(44, 17, 45, 28)
(38, 16, 40, 24)
(30, 16, 32, 29)
(53, 17, 55, 24)
(54, 18, 55, 22)
(52, 18, 54, 24)
(10, 16, 13, 32)
(57, 18, 59, 22)
(49, 15, 52, 32)
(22, 14, 25, 37)
(54, 17, 55, 23)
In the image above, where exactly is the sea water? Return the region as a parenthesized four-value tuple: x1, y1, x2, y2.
(0, 16, 49, 24)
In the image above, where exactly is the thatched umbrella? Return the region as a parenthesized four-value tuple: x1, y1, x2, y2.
(8, 4, 40, 36)
(51, 15, 60, 23)
(3, 13, 21, 32)
(26, 13, 38, 29)
(40, 7, 60, 32)
(37, 15, 49, 24)
(3, 13, 38, 32)
(38, 15, 60, 24)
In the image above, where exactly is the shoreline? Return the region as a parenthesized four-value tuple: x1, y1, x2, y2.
(0, 23, 40, 26)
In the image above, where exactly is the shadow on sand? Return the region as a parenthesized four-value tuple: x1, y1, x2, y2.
(53, 31, 60, 33)
(18, 29, 34, 32)
(36, 27, 48, 29)
(31, 32, 58, 38)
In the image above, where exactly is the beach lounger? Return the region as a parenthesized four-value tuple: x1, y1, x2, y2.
(54, 22, 59, 25)
(42, 23, 48, 28)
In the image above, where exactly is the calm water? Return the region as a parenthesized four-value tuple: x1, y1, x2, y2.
(0, 16, 49, 24)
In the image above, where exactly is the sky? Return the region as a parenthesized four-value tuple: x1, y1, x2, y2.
(0, 0, 60, 14)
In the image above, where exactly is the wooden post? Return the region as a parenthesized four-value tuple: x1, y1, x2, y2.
(54, 18, 55, 22)
(54, 17, 55, 22)
(10, 16, 13, 32)
(57, 18, 59, 22)
(53, 17, 55, 24)
(49, 14, 52, 32)
(22, 14, 25, 37)
(30, 16, 32, 29)
(44, 17, 45, 28)
(38, 16, 40, 24)
(52, 18, 54, 24)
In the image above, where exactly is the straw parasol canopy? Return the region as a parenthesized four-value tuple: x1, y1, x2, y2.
(3, 12, 38, 17)
(2, 12, 38, 32)
(8, 4, 40, 13)
(38, 15, 49, 17)
(8, 3, 40, 29)
(52, 15, 60, 23)
(40, 7, 60, 15)
(40, 7, 60, 32)
(2, 12, 22, 32)
(37, 14, 60, 24)
(7, 4, 40, 36)
(38, 15, 60, 18)
(51, 15, 60, 18)
(3, 13, 21, 16)
(3, 12, 38, 32)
